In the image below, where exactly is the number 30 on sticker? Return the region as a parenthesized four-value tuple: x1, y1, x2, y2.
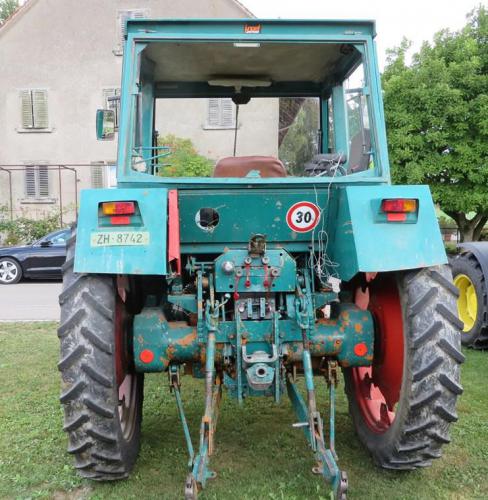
(286, 201, 321, 233)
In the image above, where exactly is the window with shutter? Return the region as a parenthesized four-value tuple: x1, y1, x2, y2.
(115, 9, 149, 54)
(206, 98, 236, 129)
(24, 165, 49, 198)
(25, 166, 36, 197)
(103, 88, 121, 129)
(19, 90, 48, 129)
(91, 163, 105, 188)
(38, 166, 49, 197)
(21, 90, 34, 129)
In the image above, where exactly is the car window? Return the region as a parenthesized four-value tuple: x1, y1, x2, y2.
(47, 230, 69, 246)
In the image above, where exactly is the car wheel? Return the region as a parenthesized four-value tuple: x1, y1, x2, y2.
(0, 257, 22, 284)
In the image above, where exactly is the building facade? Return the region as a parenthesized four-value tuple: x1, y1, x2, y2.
(0, 0, 279, 222)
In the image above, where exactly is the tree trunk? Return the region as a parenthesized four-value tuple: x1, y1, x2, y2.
(445, 211, 488, 243)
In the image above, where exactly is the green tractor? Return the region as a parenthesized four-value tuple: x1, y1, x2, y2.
(451, 243, 488, 348)
(58, 19, 464, 499)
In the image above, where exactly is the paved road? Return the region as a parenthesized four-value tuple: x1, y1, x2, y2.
(0, 281, 62, 321)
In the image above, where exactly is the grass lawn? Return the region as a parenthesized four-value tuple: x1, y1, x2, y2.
(0, 322, 487, 500)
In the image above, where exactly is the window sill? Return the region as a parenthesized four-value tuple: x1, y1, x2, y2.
(16, 127, 54, 134)
(202, 125, 239, 131)
(20, 198, 57, 204)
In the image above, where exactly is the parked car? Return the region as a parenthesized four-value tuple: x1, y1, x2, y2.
(0, 228, 69, 284)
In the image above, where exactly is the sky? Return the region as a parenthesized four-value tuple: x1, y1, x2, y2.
(239, 0, 483, 68)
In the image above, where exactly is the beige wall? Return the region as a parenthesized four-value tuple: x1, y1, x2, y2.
(156, 98, 279, 160)
(0, 0, 266, 221)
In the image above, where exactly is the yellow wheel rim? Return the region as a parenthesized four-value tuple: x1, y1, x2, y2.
(454, 273, 478, 332)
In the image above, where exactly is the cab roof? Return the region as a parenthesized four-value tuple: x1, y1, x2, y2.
(127, 19, 376, 96)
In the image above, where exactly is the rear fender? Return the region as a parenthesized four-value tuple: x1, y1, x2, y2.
(328, 185, 447, 281)
(74, 188, 168, 275)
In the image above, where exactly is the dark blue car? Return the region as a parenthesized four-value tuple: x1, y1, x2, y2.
(0, 228, 69, 284)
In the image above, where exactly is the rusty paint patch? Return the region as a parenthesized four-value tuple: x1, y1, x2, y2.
(200, 347, 206, 365)
(176, 330, 197, 347)
(166, 345, 176, 359)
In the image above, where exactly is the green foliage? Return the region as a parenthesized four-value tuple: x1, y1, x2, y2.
(383, 7, 488, 241)
(0, 206, 62, 246)
(0, 0, 18, 23)
(279, 99, 320, 175)
(157, 134, 213, 177)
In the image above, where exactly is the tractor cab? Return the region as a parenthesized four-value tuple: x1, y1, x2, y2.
(97, 20, 384, 183)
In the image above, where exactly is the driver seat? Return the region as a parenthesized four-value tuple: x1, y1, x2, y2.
(213, 155, 287, 178)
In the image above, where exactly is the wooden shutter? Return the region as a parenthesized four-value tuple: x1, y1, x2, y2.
(207, 98, 235, 128)
(38, 166, 49, 196)
(32, 90, 48, 129)
(117, 10, 148, 51)
(25, 166, 36, 197)
(221, 99, 235, 127)
(91, 164, 105, 188)
(25, 166, 49, 197)
(207, 98, 220, 126)
(21, 90, 34, 129)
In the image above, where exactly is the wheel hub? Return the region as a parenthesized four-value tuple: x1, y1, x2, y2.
(0, 261, 18, 283)
(352, 276, 404, 433)
(454, 273, 477, 332)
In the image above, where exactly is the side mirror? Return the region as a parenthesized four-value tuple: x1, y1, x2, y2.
(96, 109, 115, 140)
(40, 240, 53, 247)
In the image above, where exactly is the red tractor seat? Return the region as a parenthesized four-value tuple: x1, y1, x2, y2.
(213, 156, 287, 178)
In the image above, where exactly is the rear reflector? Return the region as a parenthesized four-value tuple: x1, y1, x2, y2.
(381, 199, 417, 213)
(110, 215, 131, 225)
(102, 201, 135, 215)
(140, 349, 154, 363)
(386, 213, 407, 222)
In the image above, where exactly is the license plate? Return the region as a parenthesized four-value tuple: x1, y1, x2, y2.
(90, 231, 150, 247)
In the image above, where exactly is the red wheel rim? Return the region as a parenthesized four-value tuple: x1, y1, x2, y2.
(352, 276, 404, 433)
(114, 286, 138, 439)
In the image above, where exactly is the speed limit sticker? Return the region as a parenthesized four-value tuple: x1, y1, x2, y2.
(286, 201, 321, 233)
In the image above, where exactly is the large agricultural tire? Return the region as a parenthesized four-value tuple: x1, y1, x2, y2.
(450, 253, 488, 349)
(58, 227, 144, 480)
(344, 265, 464, 470)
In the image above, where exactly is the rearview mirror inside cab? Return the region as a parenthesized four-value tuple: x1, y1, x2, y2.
(96, 109, 115, 140)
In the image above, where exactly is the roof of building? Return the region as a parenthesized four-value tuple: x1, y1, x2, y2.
(0, 0, 255, 36)
(0, 0, 39, 36)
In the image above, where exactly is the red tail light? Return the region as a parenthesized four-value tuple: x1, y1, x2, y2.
(102, 201, 135, 215)
(381, 199, 417, 213)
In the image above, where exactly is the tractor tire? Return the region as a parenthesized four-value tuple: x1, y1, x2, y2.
(450, 253, 488, 349)
(58, 227, 144, 480)
(344, 265, 464, 470)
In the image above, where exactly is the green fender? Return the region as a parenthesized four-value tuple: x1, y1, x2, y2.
(74, 188, 168, 275)
(328, 185, 447, 281)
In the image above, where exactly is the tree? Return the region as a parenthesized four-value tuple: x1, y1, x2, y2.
(0, 0, 18, 24)
(383, 6, 488, 241)
(279, 98, 320, 175)
(157, 134, 213, 177)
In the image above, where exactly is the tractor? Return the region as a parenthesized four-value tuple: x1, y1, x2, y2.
(451, 243, 488, 348)
(58, 19, 464, 499)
